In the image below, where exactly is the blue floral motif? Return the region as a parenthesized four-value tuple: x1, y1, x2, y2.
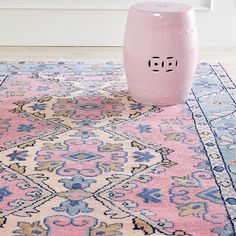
(0, 186, 12, 201)
(63, 151, 102, 162)
(184, 124, 197, 133)
(79, 103, 104, 111)
(53, 175, 95, 216)
(195, 160, 211, 171)
(194, 79, 221, 89)
(72, 130, 97, 139)
(75, 119, 97, 127)
(212, 223, 235, 236)
(205, 142, 215, 147)
(213, 166, 225, 172)
(137, 188, 163, 203)
(7, 150, 28, 161)
(226, 125, 236, 136)
(136, 125, 152, 133)
(108, 191, 125, 199)
(217, 122, 236, 136)
(189, 145, 206, 155)
(17, 124, 35, 132)
(37, 86, 49, 91)
(226, 198, 236, 205)
(133, 151, 155, 162)
(29, 103, 47, 111)
(59, 175, 96, 190)
(228, 163, 236, 176)
(0, 86, 6, 91)
(197, 187, 223, 205)
(53, 200, 93, 216)
(130, 103, 145, 110)
(172, 176, 200, 188)
(36, 64, 47, 71)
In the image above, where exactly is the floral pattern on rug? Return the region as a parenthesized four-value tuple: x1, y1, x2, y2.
(0, 61, 235, 236)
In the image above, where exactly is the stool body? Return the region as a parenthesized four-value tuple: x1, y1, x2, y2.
(124, 2, 198, 106)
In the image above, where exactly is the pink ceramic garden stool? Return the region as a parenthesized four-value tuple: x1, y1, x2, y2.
(124, 2, 198, 106)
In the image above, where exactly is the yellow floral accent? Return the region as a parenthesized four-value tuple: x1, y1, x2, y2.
(105, 98, 121, 104)
(43, 142, 65, 150)
(156, 147, 174, 155)
(18, 140, 36, 149)
(11, 108, 26, 114)
(172, 176, 199, 187)
(164, 132, 186, 141)
(9, 163, 26, 174)
(105, 111, 122, 117)
(132, 164, 148, 174)
(36, 161, 63, 172)
(162, 159, 176, 167)
(129, 112, 142, 119)
(173, 230, 192, 236)
(91, 222, 122, 236)
(131, 141, 146, 150)
(32, 112, 46, 119)
(0, 118, 9, 125)
(178, 202, 207, 217)
(14, 221, 47, 236)
(133, 218, 155, 235)
(37, 97, 52, 103)
(54, 110, 75, 117)
(230, 160, 236, 166)
(0, 216, 6, 227)
(98, 162, 123, 172)
(99, 143, 122, 152)
(13, 100, 27, 106)
(58, 189, 93, 201)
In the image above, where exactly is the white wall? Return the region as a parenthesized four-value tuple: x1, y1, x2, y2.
(197, 0, 236, 48)
(0, 0, 235, 47)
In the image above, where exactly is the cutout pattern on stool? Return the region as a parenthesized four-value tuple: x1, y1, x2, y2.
(148, 56, 178, 73)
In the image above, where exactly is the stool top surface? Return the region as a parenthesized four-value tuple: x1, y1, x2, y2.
(132, 2, 192, 13)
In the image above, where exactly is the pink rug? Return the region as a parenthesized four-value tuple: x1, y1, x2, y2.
(0, 61, 235, 236)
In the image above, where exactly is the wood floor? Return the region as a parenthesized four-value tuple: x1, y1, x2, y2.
(0, 47, 235, 82)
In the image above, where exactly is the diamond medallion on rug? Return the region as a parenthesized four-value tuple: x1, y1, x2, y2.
(0, 61, 235, 236)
